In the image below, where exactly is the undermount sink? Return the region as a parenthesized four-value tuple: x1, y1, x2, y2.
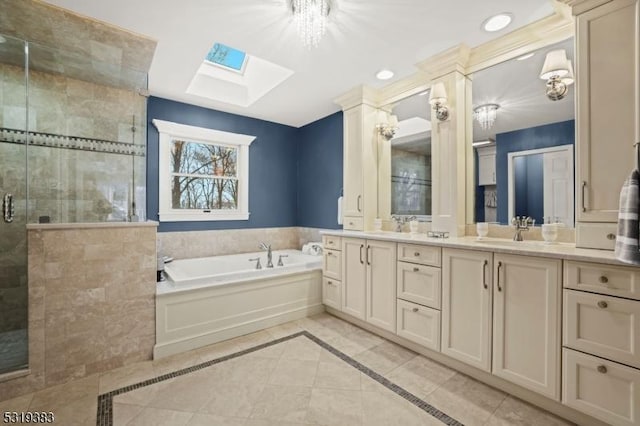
(473, 238, 549, 248)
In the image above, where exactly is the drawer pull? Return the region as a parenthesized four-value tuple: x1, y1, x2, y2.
(597, 365, 607, 374)
(607, 233, 616, 241)
(327, 251, 333, 257)
(497, 261, 503, 292)
(413, 267, 419, 272)
(599, 276, 609, 284)
(412, 307, 419, 313)
(597, 300, 608, 309)
(349, 221, 354, 226)
(414, 252, 421, 257)
(327, 241, 334, 245)
(327, 280, 333, 286)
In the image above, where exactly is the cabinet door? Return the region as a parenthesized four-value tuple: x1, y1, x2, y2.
(441, 249, 492, 372)
(397, 299, 440, 351)
(492, 254, 561, 400)
(341, 238, 366, 320)
(576, 0, 639, 223)
(322, 277, 342, 311)
(478, 153, 496, 186)
(343, 107, 364, 218)
(366, 240, 397, 332)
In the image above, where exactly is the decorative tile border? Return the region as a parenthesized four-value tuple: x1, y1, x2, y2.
(96, 331, 463, 426)
(1, 128, 146, 157)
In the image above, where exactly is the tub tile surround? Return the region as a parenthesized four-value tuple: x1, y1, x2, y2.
(0, 313, 572, 426)
(0, 223, 157, 401)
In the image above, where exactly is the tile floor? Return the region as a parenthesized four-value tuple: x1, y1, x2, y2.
(0, 313, 573, 426)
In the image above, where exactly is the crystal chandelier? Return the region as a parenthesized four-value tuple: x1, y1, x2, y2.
(474, 104, 500, 131)
(291, 0, 332, 49)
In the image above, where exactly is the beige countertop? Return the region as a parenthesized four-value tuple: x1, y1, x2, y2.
(320, 230, 635, 267)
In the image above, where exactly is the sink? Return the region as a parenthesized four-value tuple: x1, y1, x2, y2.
(473, 238, 549, 248)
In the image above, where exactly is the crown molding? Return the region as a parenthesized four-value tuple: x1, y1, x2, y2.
(466, 10, 573, 74)
(333, 85, 381, 110)
(378, 72, 431, 107)
(556, 0, 613, 15)
(416, 44, 471, 80)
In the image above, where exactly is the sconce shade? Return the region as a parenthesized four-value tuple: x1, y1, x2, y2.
(429, 82, 447, 106)
(388, 114, 398, 127)
(561, 60, 574, 86)
(540, 49, 570, 80)
(377, 110, 389, 124)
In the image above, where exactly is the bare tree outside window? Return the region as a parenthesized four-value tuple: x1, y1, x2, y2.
(170, 140, 239, 210)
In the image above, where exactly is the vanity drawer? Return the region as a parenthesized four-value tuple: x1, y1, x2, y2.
(565, 261, 640, 300)
(576, 223, 617, 250)
(563, 348, 640, 426)
(343, 216, 363, 230)
(322, 235, 342, 251)
(322, 277, 342, 311)
(397, 243, 441, 267)
(396, 299, 440, 351)
(397, 262, 441, 309)
(323, 249, 341, 280)
(564, 290, 640, 368)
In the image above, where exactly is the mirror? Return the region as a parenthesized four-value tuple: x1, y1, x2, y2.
(378, 91, 432, 221)
(471, 38, 575, 227)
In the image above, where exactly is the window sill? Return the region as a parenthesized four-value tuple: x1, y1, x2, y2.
(159, 211, 250, 222)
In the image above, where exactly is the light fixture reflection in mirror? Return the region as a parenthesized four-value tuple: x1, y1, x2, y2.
(377, 91, 432, 222)
(471, 37, 575, 227)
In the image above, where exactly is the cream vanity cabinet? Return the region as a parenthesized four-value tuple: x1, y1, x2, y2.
(341, 237, 397, 332)
(396, 243, 442, 350)
(573, 0, 640, 249)
(322, 235, 342, 310)
(342, 105, 378, 231)
(563, 260, 640, 426)
(442, 249, 562, 400)
(477, 145, 497, 186)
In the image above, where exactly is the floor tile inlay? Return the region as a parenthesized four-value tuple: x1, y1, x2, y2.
(96, 331, 463, 426)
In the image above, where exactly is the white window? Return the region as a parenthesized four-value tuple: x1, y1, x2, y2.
(153, 119, 255, 222)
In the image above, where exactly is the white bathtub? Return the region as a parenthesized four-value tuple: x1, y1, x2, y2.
(154, 249, 323, 358)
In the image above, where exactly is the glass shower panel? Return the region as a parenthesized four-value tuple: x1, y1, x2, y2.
(26, 41, 147, 224)
(0, 34, 29, 374)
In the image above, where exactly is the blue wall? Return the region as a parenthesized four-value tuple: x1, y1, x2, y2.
(297, 112, 344, 229)
(147, 97, 343, 232)
(513, 154, 544, 224)
(494, 119, 575, 224)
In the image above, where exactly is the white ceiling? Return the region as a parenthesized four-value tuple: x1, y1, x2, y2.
(43, 0, 555, 128)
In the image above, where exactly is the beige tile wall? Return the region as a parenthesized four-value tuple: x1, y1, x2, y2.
(0, 224, 156, 401)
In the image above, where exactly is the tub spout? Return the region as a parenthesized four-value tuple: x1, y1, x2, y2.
(259, 242, 273, 268)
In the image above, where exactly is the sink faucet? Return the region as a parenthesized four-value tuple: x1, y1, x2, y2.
(391, 215, 406, 232)
(511, 216, 535, 241)
(259, 242, 273, 268)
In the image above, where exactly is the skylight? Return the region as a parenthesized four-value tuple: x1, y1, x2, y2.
(205, 43, 247, 73)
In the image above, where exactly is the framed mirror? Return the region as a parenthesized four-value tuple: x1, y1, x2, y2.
(470, 37, 575, 227)
(377, 91, 432, 222)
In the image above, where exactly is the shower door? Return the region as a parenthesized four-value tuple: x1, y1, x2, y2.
(0, 34, 29, 374)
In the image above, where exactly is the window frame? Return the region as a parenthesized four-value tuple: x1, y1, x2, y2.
(153, 119, 255, 222)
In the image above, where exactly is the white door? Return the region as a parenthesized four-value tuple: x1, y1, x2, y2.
(441, 249, 493, 372)
(366, 239, 397, 332)
(343, 107, 364, 218)
(492, 254, 561, 400)
(341, 238, 366, 320)
(543, 148, 574, 227)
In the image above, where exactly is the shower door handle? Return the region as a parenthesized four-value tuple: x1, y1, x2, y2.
(3, 193, 14, 223)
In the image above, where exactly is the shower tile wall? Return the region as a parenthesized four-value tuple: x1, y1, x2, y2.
(0, 62, 147, 224)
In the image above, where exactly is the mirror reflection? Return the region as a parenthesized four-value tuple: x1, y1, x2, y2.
(378, 92, 432, 221)
(472, 38, 575, 227)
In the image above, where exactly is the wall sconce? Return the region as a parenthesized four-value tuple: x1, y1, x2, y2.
(540, 49, 574, 101)
(429, 82, 449, 121)
(376, 110, 398, 140)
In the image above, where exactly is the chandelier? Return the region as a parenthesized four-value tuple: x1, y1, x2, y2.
(474, 104, 500, 131)
(291, 0, 332, 49)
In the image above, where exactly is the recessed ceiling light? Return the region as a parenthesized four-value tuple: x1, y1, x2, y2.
(516, 52, 535, 61)
(482, 13, 513, 32)
(376, 69, 394, 80)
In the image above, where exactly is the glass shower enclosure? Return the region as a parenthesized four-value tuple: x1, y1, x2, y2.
(0, 33, 147, 375)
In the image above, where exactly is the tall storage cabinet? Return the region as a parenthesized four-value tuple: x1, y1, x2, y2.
(574, 0, 640, 249)
(342, 105, 378, 231)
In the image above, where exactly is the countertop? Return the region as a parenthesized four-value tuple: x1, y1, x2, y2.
(320, 230, 635, 267)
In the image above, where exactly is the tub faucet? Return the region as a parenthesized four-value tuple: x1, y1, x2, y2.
(249, 257, 262, 270)
(259, 242, 273, 268)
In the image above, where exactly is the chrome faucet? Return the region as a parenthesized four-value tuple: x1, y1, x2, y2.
(511, 216, 535, 241)
(391, 215, 405, 232)
(259, 242, 273, 268)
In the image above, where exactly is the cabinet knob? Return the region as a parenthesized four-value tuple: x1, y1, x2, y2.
(327, 280, 333, 285)
(607, 233, 616, 240)
(599, 276, 609, 284)
(597, 301, 608, 309)
(327, 252, 333, 257)
(349, 222, 354, 226)
(597, 365, 607, 374)
(413, 267, 419, 272)
(414, 252, 420, 257)
(412, 307, 419, 313)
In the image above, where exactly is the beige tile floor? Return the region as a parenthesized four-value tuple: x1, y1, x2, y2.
(0, 313, 573, 426)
